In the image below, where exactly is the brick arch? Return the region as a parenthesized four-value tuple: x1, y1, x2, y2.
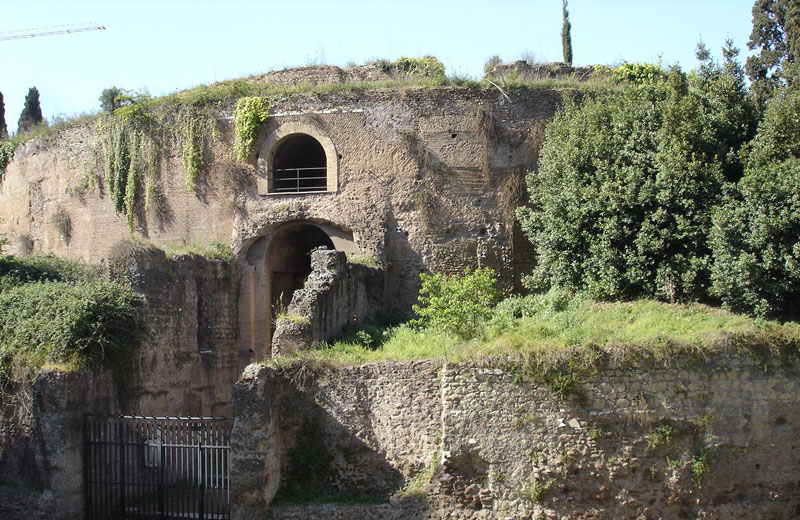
(257, 122, 339, 195)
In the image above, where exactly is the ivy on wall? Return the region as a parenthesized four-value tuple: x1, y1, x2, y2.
(234, 97, 271, 163)
(95, 97, 219, 232)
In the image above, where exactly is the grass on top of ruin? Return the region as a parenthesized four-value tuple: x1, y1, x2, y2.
(280, 292, 800, 372)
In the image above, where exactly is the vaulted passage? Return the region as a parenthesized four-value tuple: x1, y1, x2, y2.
(266, 223, 335, 323)
(271, 134, 327, 193)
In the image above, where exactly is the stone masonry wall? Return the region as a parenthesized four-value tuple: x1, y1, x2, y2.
(0, 85, 558, 319)
(119, 245, 241, 416)
(0, 369, 119, 520)
(232, 356, 800, 519)
(271, 249, 383, 356)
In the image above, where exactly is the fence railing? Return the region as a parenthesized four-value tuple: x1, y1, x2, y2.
(271, 166, 327, 193)
(84, 414, 233, 520)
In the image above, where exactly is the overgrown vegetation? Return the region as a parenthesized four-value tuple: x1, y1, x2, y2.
(282, 285, 800, 377)
(411, 267, 500, 339)
(233, 97, 271, 162)
(517, 42, 755, 306)
(0, 254, 145, 386)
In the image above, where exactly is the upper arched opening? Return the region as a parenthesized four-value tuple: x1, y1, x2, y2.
(271, 134, 327, 194)
(258, 121, 339, 196)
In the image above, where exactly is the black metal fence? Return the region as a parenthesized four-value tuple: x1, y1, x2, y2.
(84, 415, 233, 520)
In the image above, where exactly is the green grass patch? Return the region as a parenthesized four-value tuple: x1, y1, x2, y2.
(277, 293, 800, 374)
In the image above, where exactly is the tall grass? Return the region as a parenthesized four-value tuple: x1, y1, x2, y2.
(283, 292, 800, 371)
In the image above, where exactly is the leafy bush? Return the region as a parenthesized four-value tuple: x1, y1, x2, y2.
(615, 62, 665, 84)
(394, 56, 446, 78)
(710, 87, 800, 317)
(412, 267, 499, 339)
(0, 255, 145, 381)
(518, 55, 753, 303)
(0, 279, 144, 380)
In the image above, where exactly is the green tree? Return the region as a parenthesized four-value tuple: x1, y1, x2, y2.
(746, 0, 800, 110)
(17, 87, 43, 134)
(710, 87, 800, 317)
(411, 267, 499, 339)
(518, 53, 753, 303)
(98, 86, 124, 114)
(561, 0, 573, 65)
(0, 91, 7, 138)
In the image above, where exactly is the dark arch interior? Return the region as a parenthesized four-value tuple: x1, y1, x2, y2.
(267, 224, 335, 324)
(272, 134, 327, 193)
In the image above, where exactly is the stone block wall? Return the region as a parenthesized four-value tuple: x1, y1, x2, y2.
(271, 249, 384, 356)
(0, 85, 557, 321)
(231, 361, 442, 519)
(232, 356, 800, 519)
(0, 369, 119, 520)
(120, 245, 241, 416)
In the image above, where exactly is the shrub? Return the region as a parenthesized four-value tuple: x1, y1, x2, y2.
(0, 255, 145, 381)
(0, 279, 145, 380)
(412, 267, 499, 339)
(710, 87, 800, 318)
(518, 56, 753, 303)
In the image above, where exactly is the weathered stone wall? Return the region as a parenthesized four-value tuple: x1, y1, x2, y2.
(231, 361, 442, 519)
(0, 369, 119, 520)
(271, 249, 383, 356)
(232, 356, 800, 519)
(119, 245, 241, 415)
(0, 86, 557, 321)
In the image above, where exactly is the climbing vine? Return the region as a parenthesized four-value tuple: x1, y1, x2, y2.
(96, 96, 219, 231)
(0, 140, 14, 181)
(234, 97, 271, 163)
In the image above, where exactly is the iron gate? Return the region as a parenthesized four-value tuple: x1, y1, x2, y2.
(84, 415, 233, 520)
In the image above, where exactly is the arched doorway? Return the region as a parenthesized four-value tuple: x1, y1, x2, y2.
(238, 221, 356, 364)
(266, 223, 335, 317)
(270, 134, 328, 193)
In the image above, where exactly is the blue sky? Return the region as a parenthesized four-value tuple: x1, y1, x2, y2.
(1, 1, 756, 134)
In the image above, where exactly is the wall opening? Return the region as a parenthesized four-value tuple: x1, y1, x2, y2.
(239, 221, 357, 362)
(271, 134, 327, 194)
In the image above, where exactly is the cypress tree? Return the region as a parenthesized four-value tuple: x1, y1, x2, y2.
(0, 91, 7, 138)
(561, 0, 573, 65)
(17, 87, 43, 134)
(746, 0, 800, 110)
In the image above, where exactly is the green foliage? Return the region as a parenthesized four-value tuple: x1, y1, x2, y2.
(0, 254, 96, 289)
(746, 0, 799, 110)
(394, 56, 446, 78)
(411, 267, 500, 339)
(484, 55, 502, 74)
(523, 476, 553, 503)
(561, 0, 573, 65)
(17, 87, 44, 134)
(690, 449, 711, 485)
(645, 422, 678, 451)
(98, 87, 125, 114)
(710, 87, 800, 318)
(518, 57, 754, 303)
(97, 93, 218, 228)
(0, 139, 14, 176)
(0, 91, 7, 139)
(615, 62, 666, 84)
(0, 255, 145, 383)
(234, 97, 271, 163)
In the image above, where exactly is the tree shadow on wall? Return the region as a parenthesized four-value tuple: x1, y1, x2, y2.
(267, 375, 432, 517)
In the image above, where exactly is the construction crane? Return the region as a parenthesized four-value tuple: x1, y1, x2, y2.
(0, 22, 105, 42)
